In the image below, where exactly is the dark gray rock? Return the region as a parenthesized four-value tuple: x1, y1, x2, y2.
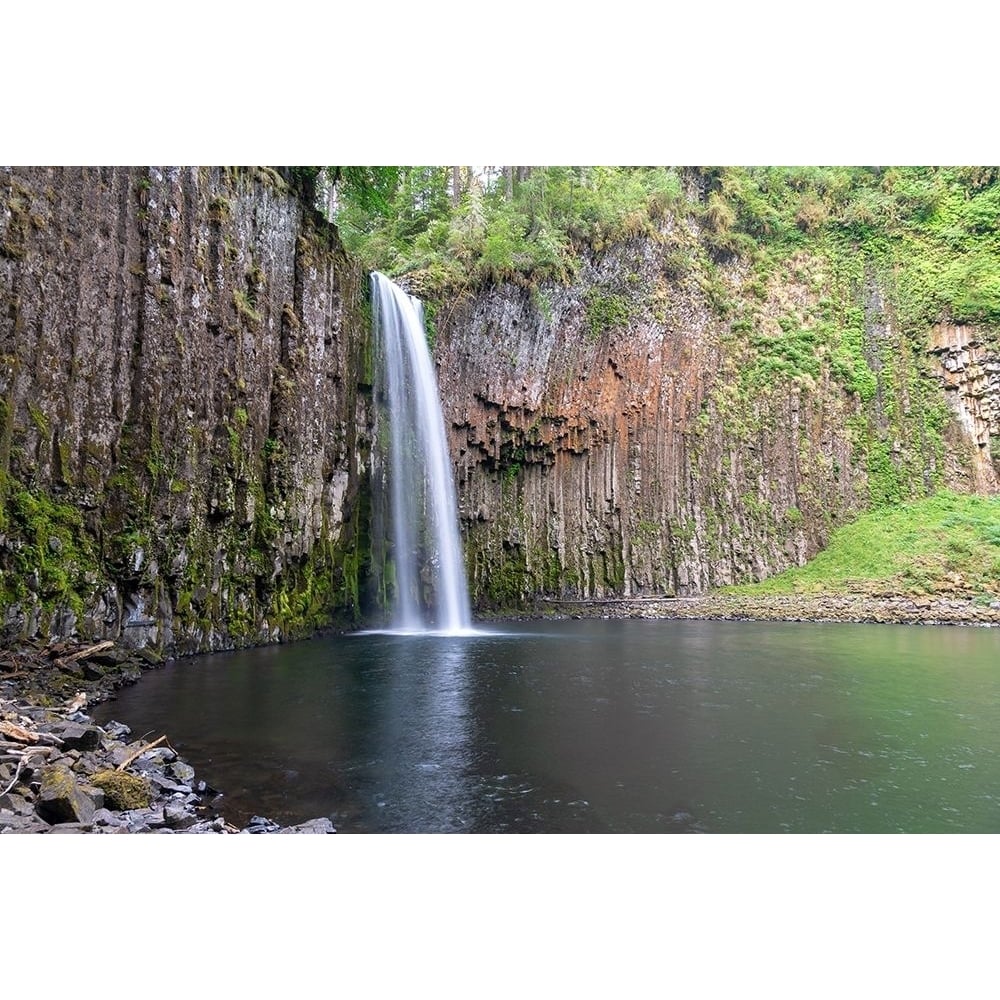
(130, 806, 165, 830)
(35, 764, 97, 824)
(163, 801, 198, 829)
(45, 721, 102, 751)
(277, 817, 336, 834)
(91, 808, 125, 828)
(187, 820, 222, 834)
(147, 774, 192, 795)
(80, 785, 105, 810)
(244, 815, 281, 834)
(0, 793, 25, 814)
(1, 811, 51, 833)
(102, 721, 132, 740)
(89, 651, 123, 667)
(169, 761, 196, 784)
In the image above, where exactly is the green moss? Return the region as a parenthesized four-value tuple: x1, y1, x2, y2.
(479, 554, 529, 609)
(584, 288, 631, 340)
(233, 289, 262, 324)
(92, 769, 153, 810)
(634, 519, 660, 543)
(26, 401, 50, 437)
(0, 395, 13, 481)
(208, 195, 231, 223)
(0, 483, 101, 623)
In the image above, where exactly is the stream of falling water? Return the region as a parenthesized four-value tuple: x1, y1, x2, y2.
(370, 272, 472, 633)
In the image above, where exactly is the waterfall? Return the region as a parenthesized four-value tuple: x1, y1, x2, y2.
(370, 272, 472, 633)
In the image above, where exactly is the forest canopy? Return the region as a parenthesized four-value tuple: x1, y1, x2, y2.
(324, 165, 1000, 329)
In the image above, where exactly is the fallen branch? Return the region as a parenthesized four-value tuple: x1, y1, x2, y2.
(0, 742, 56, 755)
(116, 734, 169, 772)
(52, 639, 114, 667)
(0, 745, 56, 795)
(61, 640, 115, 664)
(0, 720, 38, 744)
(1, 757, 28, 797)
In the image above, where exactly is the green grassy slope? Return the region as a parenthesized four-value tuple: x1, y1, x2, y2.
(724, 492, 1000, 600)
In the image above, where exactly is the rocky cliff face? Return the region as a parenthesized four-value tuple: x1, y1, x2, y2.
(1, 167, 371, 653)
(4, 169, 997, 637)
(434, 228, 998, 606)
(929, 323, 1000, 494)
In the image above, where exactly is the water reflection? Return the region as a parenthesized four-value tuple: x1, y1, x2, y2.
(94, 620, 1000, 833)
(358, 636, 476, 831)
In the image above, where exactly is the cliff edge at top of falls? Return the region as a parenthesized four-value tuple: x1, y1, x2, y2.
(1, 166, 372, 658)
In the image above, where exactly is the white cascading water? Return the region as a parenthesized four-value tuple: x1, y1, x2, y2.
(370, 272, 472, 633)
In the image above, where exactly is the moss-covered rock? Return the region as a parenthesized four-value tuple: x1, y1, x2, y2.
(36, 763, 97, 824)
(91, 769, 153, 811)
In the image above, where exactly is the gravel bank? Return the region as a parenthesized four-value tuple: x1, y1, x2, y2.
(535, 592, 1000, 626)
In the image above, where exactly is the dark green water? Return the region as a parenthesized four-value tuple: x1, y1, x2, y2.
(93, 619, 1000, 832)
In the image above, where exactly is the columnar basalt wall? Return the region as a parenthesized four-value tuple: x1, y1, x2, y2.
(0, 166, 372, 653)
(433, 236, 995, 608)
(928, 323, 1000, 493)
(4, 171, 996, 633)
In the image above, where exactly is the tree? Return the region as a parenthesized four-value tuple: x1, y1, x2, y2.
(327, 167, 401, 215)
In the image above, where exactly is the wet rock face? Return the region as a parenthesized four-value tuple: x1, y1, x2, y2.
(434, 239, 988, 607)
(928, 323, 1000, 493)
(0, 167, 372, 653)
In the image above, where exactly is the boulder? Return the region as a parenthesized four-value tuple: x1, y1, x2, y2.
(1, 810, 52, 833)
(35, 764, 97, 824)
(91, 808, 126, 829)
(82, 662, 105, 681)
(0, 792, 34, 814)
(169, 761, 196, 784)
(91, 770, 153, 811)
(163, 800, 198, 830)
(244, 815, 281, 834)
(277, 817, 336, 834)
(101, 721, 132, 740)
(128, 806, 165, 831)
(45, 721, 102, 751)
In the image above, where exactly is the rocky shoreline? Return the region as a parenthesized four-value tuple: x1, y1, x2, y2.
(0, 640, 335, 834)
(534, 592, 1000, 627)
